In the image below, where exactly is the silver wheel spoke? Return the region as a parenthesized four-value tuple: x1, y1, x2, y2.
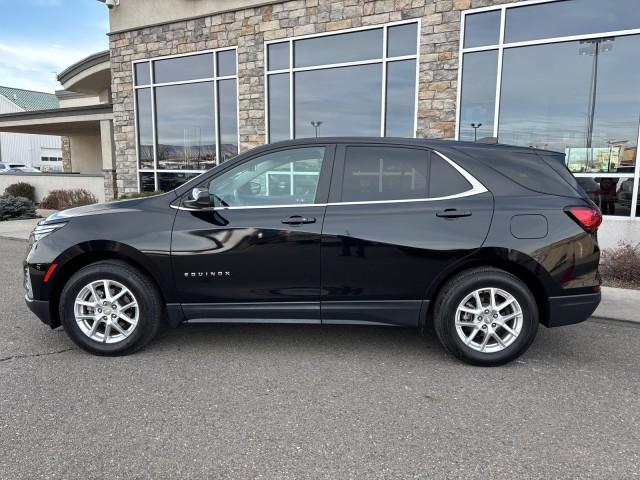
(459, 306, 479, 315)
(497, 298, 515, 312)
(111, 289, 127, 302)
(466, 328, 479, 345)
(88, 320, 101, 337)
(493, 333, 506, 348)
(118, 312, 136, 325)
(500, 323, 517, 337)
(455, 319, 477, 327)
(473, 291, 483, 309)
(103, 322, 111, 343)
(118, 301, 137, 312)
(479, 332, 490, 352)
(89, 284, 100, 302)
(110, 321, 129, 337)
(500, 312, 519, 322)
(490, 288, 497, 309)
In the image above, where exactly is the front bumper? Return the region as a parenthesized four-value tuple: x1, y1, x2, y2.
(545, 291, 601, 327)
(25, 295, 55, 328)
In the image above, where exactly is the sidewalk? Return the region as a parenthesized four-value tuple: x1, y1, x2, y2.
(0, 209, 56, 240)
(593, 286, 640, 324)
(0, 217, 40, 240)
(0, 217, 637, 323)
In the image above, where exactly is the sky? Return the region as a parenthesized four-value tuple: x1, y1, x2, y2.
(0, 0, 109, 93)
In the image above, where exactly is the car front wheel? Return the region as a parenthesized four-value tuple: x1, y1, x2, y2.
(59, 260, 163, 355)
(433, 267, 539, 366)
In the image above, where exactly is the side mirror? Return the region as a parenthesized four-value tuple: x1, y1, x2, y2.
(185, 187, 210, 208)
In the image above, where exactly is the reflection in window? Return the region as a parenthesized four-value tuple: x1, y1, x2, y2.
(268, 42, 289, 70)
(498, 36, 640, 174)
(158, 172, 202, 192)
(294, 29, 383, 68)
(385, 60, 416, 137)
(134, 62, 150, 86)
(268, 74, 290, 142)
(155, 82, 217, 171)
(458, 50, 498, 141)
(577, 177, 635, 217)
(153, 53, 214, 83)
(218, 79, 238, 160)
(464, 11, 501, 48)
(505, 0, 640, 44)
(267, 22, 419, 141)
(207, 147, 325, 207)
(387, 23, 418, 57)
(136, 89, 154, 169)
(295, 64, 382, 138)
(134, 49, 238, 191)
(217, 50, 236, 76)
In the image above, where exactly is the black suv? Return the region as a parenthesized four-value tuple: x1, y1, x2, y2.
(24, 138, 602, 365)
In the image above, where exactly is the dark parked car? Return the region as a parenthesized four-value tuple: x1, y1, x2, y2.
(24, 138, 602, 365)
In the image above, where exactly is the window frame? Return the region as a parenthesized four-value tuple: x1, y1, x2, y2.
(456, 0, 640, 219)
(263, 19, 421, 142)
(132, 47, 239, 192)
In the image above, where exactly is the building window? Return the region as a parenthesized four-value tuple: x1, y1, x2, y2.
(265, 21, 419, 142)
(458, 0, 640, 218)
(133, 49, 239, 192)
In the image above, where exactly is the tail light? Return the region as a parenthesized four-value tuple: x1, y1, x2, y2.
(564, 206, 602, 233)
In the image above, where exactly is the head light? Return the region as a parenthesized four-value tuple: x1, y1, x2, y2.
(31, 222, 67, 242)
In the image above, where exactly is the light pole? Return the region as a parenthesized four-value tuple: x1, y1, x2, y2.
(470, 123, 482, 142)
(310, 120, 323, 138)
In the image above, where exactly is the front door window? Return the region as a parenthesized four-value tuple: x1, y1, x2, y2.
(206, 147, 325, 207)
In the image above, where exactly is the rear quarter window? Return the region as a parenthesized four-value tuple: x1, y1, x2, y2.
(459, 147, 583, 197)
(429, 155, 472, 198)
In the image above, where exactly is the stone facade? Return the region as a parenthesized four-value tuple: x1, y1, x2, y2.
(109, 0, 522, 196)
(61, 136, 72, 173)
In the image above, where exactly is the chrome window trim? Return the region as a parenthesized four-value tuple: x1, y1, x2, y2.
(171, 149, 488, 211)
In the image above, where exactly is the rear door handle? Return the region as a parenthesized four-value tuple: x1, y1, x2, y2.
(436, 209, 472, 218)
(281, 215, 317, 225)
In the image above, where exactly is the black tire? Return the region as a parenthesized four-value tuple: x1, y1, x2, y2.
(59, 260, 163, 356)
(433, 267, 539, 366)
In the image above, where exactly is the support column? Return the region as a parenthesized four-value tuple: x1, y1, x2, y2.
(100, 119, 117, 201)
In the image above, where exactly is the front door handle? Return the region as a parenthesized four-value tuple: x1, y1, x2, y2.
(436, 209, 472, 218)
(281, 215, 317, 225)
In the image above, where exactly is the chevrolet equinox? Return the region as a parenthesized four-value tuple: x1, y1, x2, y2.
(24, 138, 602, 365)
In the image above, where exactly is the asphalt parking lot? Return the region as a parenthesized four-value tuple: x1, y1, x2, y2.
(1, 237, 639, 479)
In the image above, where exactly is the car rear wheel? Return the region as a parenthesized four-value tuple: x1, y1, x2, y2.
(433, 267, 539, 366)
(59, 260, 163, 356)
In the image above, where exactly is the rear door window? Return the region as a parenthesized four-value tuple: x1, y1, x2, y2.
(341, 146, 428, 202)
(340, 146, 473, 202)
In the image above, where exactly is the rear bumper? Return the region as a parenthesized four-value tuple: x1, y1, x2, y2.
(25, 295, 55, 328)
(545, 291, 601, 327)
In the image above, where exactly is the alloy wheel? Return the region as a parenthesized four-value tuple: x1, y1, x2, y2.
(454, 287, 523, 353)
(73, 279, 139, 344)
